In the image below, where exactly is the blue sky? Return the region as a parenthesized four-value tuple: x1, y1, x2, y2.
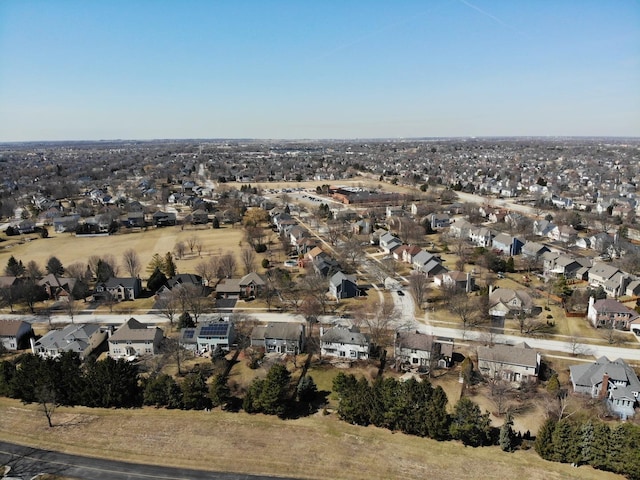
(1, 0, 639, 141)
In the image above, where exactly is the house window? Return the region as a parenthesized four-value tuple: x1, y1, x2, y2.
(350, 351, 357, 358)
(411, 349, 417, 353)
(412, 358, 418, 364)
(339, 351, 346, 357)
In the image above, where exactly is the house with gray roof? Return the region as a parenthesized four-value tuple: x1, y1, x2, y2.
(32, 323, 106, 360)
(570, 356, 640, 419)
(488, 287, 536, 318)
(251, 322, 305, 354)
(394, 331, 453, 370)
(477, 342, 540, 384)
(588, 262, 622, 292)
(379, 231, 402, 254)
(329, 271, 359, 300)
(180, 320, 235, 353)
(587, 297, 639, 330)
(96, 277, 142, 301)
(108, 317, 164, 358)
(492, 233, 524, 256)
(320, 326, 370, 361)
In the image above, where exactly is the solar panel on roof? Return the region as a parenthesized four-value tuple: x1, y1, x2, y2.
(199, 323, 228, 336)
(183, 330, 195, 339)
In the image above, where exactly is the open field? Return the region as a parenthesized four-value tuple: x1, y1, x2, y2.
(0, 225, 250, 278)
(0, 397, 622, 480)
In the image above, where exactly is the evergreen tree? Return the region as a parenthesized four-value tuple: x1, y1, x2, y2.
(95, 259, 114, 283)
(177, 311, 195, 329)
(209, 374, 231, 409)
(181, 372, 211, 410)
(45, 256, 65, 276)
(552, 418, 579, 463)
(5, 256, 25, 277)
(143, 374, 183, 408)
(164, 252, 177, 278)
(297, 375, 317, 403)
(243, 378, 264, 413)
(534, 417, 557, 460)
(449, 397, 492, 446)
(83, 357, 142, 408)
(211, 216, 220, 229)
(256, 363, 291, 417)
(425, 385, 450, 440)
(147, 267, 168, 293)
(499, 413, 515, 452)
(580, 420, 594, 465)
(589, 421, 610, 470)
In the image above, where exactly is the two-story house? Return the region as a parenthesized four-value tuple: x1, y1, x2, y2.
(587, 297, 640, 330)
(394, 331, 453, 370)
(570, 356, 640, 419)
(108, 317, 164, 359)
(32, 323, 107, 360)
(0, 319, 33, 351)
(320, 326, 370, 361)
(251, 323, 305, 355)
(477, 342, 540, 384)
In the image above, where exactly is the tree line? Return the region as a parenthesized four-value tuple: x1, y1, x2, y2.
(535, 416, 640, 480)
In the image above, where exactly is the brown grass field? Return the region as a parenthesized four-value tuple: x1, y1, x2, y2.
(0, 225, 251, 279)
(0, 397, 623, 480)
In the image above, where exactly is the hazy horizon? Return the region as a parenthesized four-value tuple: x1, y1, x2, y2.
(1, 1, 639, 142)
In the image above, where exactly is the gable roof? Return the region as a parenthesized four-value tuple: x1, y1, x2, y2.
(239, 272, 265, 287)
(251, 323, 304, 341)
(0, 319, 31, 337)
(321, 326, 369, 345)
(477, 342, 539, 369)
(109, 317, 162, 342)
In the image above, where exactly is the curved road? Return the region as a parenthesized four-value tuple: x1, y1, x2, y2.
(0, 441, 295, 480)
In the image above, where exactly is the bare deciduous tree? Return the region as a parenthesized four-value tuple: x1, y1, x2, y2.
(218, 252, 236, 278)
(122, 249, 141, 278)
(408, 272, 430, 310)
(195, 257, 219, 286)
(240, 248, 257, 275)
(173, 241, 186, 260)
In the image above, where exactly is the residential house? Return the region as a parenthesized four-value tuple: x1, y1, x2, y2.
(251, 322, 305, 354)
(449, 218, 475, 239)
(449, 219, 472, 240)
(181, 320, 235, 353)
(433, 271, 474, 292)
(533, 219, 555, 238)
(492, 233, 524, 256)
(152, 211, 177, 227)
(320, 326, 370, 360)
(0, 319, 33, 351)
(53, 214, 80, 233)
(190, 209, 209, 224)
(312, 253, 340, 278)
(549, 225, 578, 244)
(468, 226, 493, 248)
(477, 342, 540, 384)
(401, 245, 423, 264)
(329, 271, 359, 300)
(587, 262, 620, 288)
(95, 277, 142, 301)
(108, 318, 164, 358)
(418, 259, 447, 277)
(238, 272, 265, 298)
(587, 297, 640, 330)
(521, 241, 550, 259)
(394, 331, 453, 370)
(38, 274, 78, 301)
(386, 206, 405, 218)
(379, 232, 402, 254)
(126, 211, 145, 228)
(32, 323, 107, 360)
(430, 213, 451, 229)
(489, 287, 536, 318)
(570, 356, 640, 419)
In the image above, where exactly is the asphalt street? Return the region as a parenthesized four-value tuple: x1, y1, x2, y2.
(0, 441, 296, 480)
